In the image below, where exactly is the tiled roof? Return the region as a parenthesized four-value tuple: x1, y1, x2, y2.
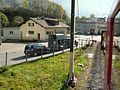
(30, 18, 69, 28)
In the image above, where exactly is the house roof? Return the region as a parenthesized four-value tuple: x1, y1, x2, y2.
(30, 18, 69, 28)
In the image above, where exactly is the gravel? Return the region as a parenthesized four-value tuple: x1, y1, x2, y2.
(87, 43, 104, 90)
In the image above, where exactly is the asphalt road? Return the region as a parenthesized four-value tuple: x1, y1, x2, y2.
(0, 42, 48, 67)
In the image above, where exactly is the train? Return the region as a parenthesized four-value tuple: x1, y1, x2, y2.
(104, 0, 120, 90)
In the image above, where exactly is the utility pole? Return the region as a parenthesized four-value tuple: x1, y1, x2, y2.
(0, 16, 2, 45)
(67, 0, 76, 88)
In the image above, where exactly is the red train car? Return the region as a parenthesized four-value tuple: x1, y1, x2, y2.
(105, 0, 120, 90)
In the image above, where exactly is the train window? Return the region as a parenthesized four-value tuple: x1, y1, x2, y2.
(9, 31, 13, 34)
(46, 31, 49, 34)
(114, 12, 120, 37)
(28, 31, 34, 35)
(113, 11, 120, 49)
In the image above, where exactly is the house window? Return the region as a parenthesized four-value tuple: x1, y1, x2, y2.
(46, 31, 49, 34)
(9, 31, 13, 34)
(29, 31, 34, 34)
(46, 31, 53, 35)
(28, 23, 34, 27)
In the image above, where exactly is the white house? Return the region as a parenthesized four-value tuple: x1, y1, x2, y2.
(3, 27, 21, 40)
(3, 18, 69, 41)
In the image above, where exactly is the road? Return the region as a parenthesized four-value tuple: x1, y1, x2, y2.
(0, 42, 48, 67)
(0, 41, 71, 67)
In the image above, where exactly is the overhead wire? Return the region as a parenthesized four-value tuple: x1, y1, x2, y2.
(77, 0, 79, 17)
(109, 0, 116, 15)
(76, 0, 81, 49)
(102, 0, 109, 17)
(102, 0, 116, 18)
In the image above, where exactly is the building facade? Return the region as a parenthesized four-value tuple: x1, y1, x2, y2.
(3, 27, 21, 40)
(20, 18, 69, 41)
(75, 17, 106, 35)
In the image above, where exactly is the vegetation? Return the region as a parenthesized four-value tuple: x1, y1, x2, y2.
(75, 13, 95, 22)
(12, 16, 24, 26)
(113, 52, 120, 89)
(114, 56, 120, 69)
(0, 12, 9, 26)
(0, 49, 88, 89)
(0, 0, 70, 26)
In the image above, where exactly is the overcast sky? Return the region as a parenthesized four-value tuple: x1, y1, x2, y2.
(51, 0, 118, 17)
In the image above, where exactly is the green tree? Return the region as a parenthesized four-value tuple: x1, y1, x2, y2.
(81, 16, 87, 22)
(1, 0, 70, 26)
(75, 16, 81, 22)
(8, 0, 18, 9)
(13, 16, 24, 25)
(0, 12, 9, 26)
(90, 14, 95, 18)
(23, 0, 29, 9)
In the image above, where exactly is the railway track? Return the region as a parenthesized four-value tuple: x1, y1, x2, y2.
(86, 43, 104, 90)
(75, 42, 103, 90)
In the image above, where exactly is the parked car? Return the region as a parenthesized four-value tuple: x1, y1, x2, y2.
(24, 43, 50, 56)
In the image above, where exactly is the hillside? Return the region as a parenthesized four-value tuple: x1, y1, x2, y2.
(0, 0, 70, 26)
(0, 0, 22, 9)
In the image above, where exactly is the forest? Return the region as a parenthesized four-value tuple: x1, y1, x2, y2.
(0, 0, 70, 26)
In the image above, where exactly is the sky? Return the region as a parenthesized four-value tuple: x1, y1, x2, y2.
(51, 0, 118, 17)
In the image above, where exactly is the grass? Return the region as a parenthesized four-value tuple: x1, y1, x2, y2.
(113, 52, 120, 90)
(114, 51, 120, 72)
(0, 48, 89, 90)
(114, 56, 120, 69)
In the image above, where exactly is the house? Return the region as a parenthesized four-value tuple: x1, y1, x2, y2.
(3, 17, 69, 41)
(20, 18, 69, 41)
(3, 27, 21, 40)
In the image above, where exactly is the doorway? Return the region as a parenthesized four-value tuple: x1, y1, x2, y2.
(37, 33, 40, 41)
